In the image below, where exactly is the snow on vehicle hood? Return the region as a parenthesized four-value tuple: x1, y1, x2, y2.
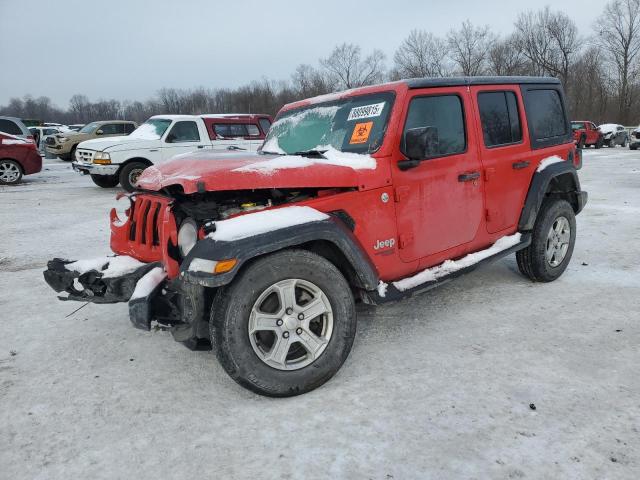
(597, 124, 618, 134)
(78, 136, 159, 152)
(136, 149, 384, 194)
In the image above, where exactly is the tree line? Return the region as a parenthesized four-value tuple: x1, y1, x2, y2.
(2, 0, 638, 126)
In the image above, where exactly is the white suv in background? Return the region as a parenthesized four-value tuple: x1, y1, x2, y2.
(73, 114, 272, 191)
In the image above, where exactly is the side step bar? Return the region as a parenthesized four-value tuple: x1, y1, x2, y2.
(368, 233, 531, 304)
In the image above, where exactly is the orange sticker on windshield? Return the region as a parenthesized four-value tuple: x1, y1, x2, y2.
(349, 121, 373, 144)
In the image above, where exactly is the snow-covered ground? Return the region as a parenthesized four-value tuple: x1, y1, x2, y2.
(1, 149, 639, 479)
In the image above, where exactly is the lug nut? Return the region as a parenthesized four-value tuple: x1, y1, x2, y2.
(297, 313, 304, 320)
(285, 308, 293, 315)
(296, 327, 302, 335)
(276, 319, 283, 326)
(283, 331, 289, 338)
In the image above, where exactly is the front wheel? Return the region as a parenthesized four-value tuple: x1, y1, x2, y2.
(90, 174, 119, 188)
(119, 162, 147, 192)
(211, 249, 357, 397)
(0, 159, 23, 185)
(517, 199, 576, 282)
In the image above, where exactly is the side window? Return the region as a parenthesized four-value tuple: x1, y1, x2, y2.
(477, 91, 522, 147)
(258, 118, 271, 134)
(215, 124, 248, 138)
(0, 119, 23, 135)
(124, 123, 135, 134)
(246, 124, 260, 136)
(98, 124, 119, 135)
(167, 121, 200, 142)
(403, 95, 466, 158)
(524, 89, 567, 140)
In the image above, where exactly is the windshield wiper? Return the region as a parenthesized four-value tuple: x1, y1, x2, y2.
(290, 149, 328, 158)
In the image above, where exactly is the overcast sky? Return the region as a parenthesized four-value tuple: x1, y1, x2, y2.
(0, 0, 606, 107)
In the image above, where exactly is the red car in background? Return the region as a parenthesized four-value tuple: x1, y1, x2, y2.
(0, 132, 42, 185)
(571, 121, 603, 149)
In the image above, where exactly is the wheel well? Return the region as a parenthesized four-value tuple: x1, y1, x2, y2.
(0, 158, 23, 173)
(545, 172, 580, 212)
(298, 240, 361, 288)
(120, 157, 152, 172)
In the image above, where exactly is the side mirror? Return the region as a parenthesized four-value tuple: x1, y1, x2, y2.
(404, 126, 439, 160)
(96, 129, 104, 135)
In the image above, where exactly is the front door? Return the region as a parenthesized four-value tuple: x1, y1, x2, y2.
(393, 88, 484, 263)
(161, 120, 208, 161)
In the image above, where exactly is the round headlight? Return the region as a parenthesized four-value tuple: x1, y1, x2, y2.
(178, 218, 198, 257)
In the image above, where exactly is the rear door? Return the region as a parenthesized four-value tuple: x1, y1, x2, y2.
(392, 87, 484, 262)
(471, 86, 531, 233)
(210, 122, 253, 152)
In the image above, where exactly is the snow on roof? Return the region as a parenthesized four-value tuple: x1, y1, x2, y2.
(208, 206, 329, 242)
(597, 123, 620, 133)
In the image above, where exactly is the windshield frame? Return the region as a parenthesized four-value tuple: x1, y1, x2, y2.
(263, 91, 396, 156)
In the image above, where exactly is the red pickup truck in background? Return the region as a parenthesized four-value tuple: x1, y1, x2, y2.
(571, 121, 603, 149)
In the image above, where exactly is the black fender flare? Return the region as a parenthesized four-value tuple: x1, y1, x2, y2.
(180, 216, 379, 291)
(518, 161, 588, 231)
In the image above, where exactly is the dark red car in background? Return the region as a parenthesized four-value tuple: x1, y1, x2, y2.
(0, 132, 42, 185)
(571, 120, 603, 148)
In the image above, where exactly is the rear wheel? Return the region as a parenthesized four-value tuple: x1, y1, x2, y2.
(90, 174, 119, 188)
(119, 162, 147, 192)
(68, 145, 77, 162)
(211, 249, 356, 397)
(595, 137, 603, 149)
(0, 159, 23, 185)
(517, 199, 576, 282)
(577, 135, 585, 149)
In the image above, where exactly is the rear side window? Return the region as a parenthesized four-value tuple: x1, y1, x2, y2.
(403, 95, 466, 158)
(214, 123, 248, 138)
(258, 118, 271, 134)
(99, 124, 124, 135)
(525, 89, 567, 140)
(478, 91, 522, 147)
(124, 123, 135, 134)
(246, 124, 260, 136)
(0, 119, 23, 135)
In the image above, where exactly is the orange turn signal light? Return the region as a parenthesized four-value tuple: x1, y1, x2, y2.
(214, 259, 237, 274)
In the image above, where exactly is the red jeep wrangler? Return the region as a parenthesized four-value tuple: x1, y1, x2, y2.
(44, 77, 587, 397)
(571, 120, 603, 149)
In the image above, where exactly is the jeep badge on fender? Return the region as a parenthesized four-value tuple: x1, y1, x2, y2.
(44, 76, 587, 397)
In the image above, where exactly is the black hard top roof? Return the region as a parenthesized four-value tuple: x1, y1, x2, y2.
(405, 76, 561, 89)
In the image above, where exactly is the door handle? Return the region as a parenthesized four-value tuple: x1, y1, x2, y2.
(197, 145, 204, 149)
(458, 172, 480, 182)
(512, 161, 530, 169)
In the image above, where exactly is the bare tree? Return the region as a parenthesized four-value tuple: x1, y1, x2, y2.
(447, 21, 496, 75)
(514, 7, 580, 86)
(291, 64, 332, 97)
(488, 35, 530, 75)
(596, 0, 640, 123)
(393, 30, 452, 78)
(320, 43, 386, 90)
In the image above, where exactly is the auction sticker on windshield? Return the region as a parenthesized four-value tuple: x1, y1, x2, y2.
(349, 122, 373, 144)
(347, 102, 386, 121)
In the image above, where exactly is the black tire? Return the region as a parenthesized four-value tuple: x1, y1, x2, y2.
(577, 135, 585, 149)
(621, 137, 628, 148)
(119, 162, 147, 192)
(0, 159, 23, 185)
(630, 145, 638, 151)
(517, 199, 576, 283)
(211, 249, 357, 397)
(67, 145, 77, 162)
(595, 137, 603, 149)
(90, 174, 119, 188)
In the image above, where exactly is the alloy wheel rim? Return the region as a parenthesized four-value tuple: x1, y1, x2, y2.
(545, 216, 571, 267)
(0, 162, 20, 183)
(248, 278, 333, 371)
